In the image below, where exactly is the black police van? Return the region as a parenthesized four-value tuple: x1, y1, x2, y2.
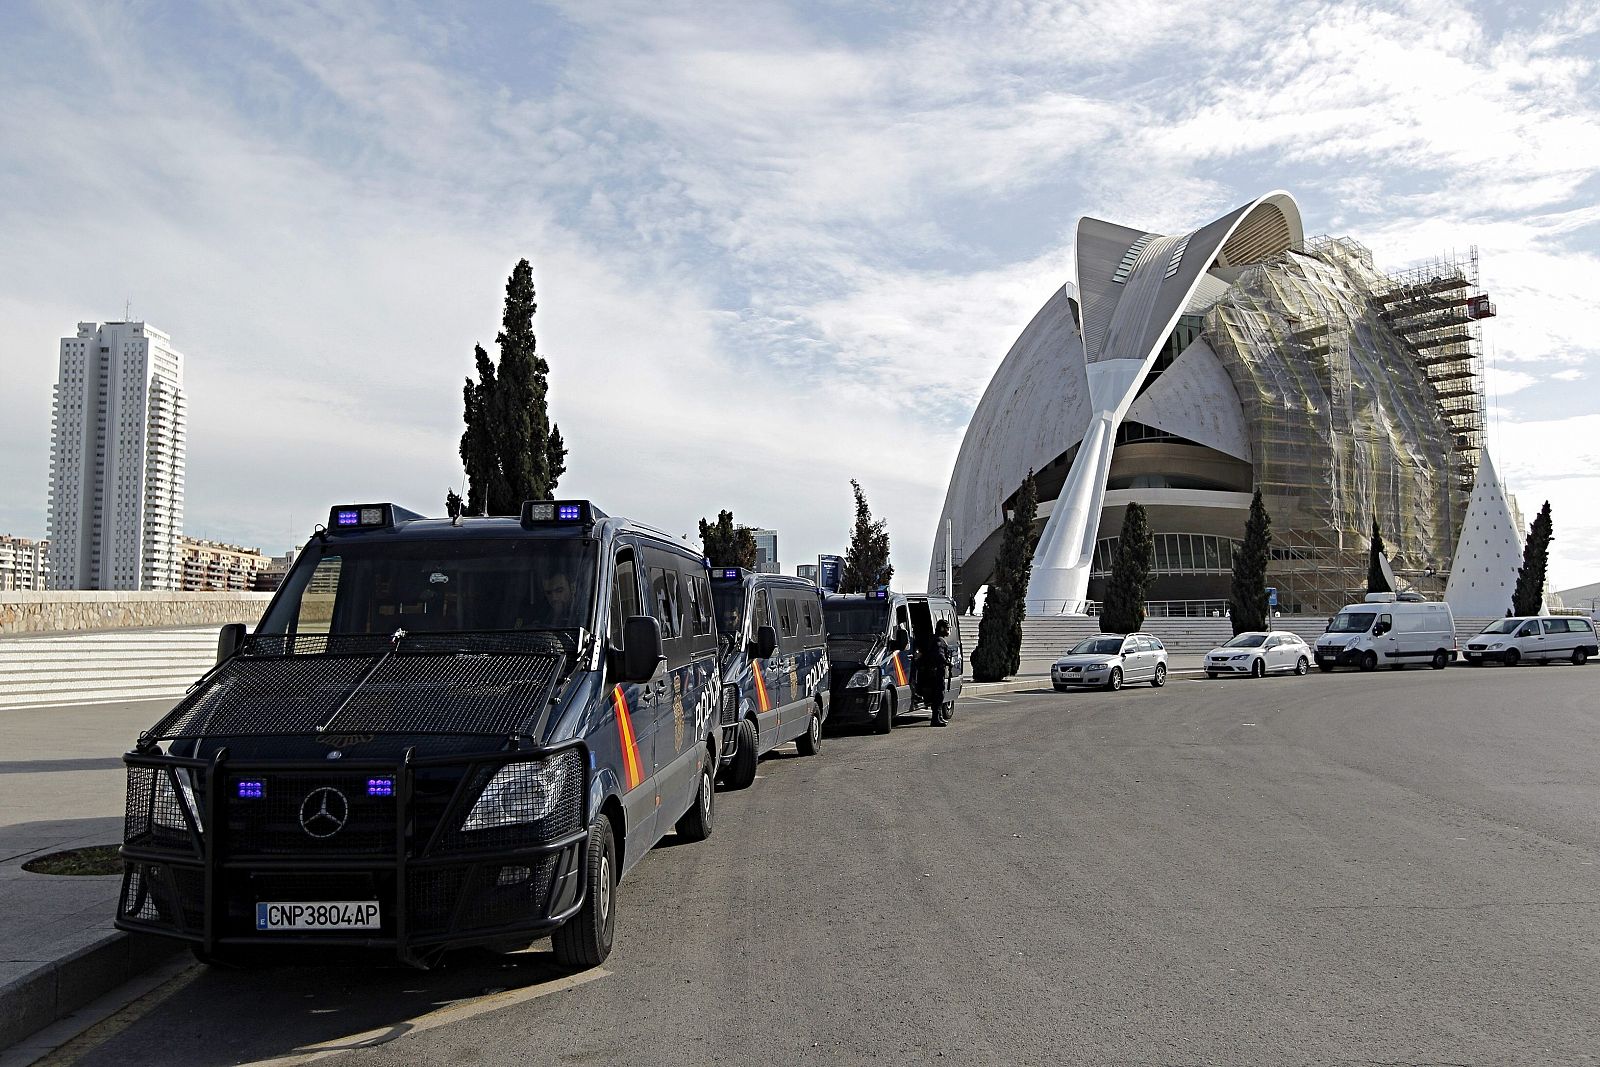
(115, 500, 720, 969)
(707, 568, 830, 788)
(823, 592, 963, 729)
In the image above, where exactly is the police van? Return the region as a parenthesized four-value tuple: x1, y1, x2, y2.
(823, 592, 963, 729)
(1313, 593, 1457, 672)
(116, 500, 720, 969)
(707, 568, 830, 788)
(822, 591, 914, 734)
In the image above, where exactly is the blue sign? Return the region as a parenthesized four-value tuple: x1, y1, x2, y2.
(1267, 587, 1279, 607)
(817, 554, 844, 593)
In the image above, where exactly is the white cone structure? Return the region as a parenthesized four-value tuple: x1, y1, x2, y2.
(1444, 450, 1524, 617)
(1025, 193, 1303, 614)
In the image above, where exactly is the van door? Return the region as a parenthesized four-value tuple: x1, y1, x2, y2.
(1540, 618, 1574, 660)
(608, 542, 656, 852)
(1513, 619, 1542, 660)
(749, 586, 783, 749)
(772, 592, 805, 739)
(944, 611, 964, 706)
(1375, 612, 1397, 662)
(670, 562, 718, 816)
(643, 549, 690, 832)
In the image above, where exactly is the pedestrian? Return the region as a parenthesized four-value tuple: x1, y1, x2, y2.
(917, 618, 955, 727)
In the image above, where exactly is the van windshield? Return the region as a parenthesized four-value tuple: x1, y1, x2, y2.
(709, 581, 746, 637)
(1479, 618, 1522, 635)
(824, 602, 890, 639)
(259, 538, 596, 636)
(1328, 611, 1378, 634)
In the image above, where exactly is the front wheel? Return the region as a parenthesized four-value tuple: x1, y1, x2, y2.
(1295, 656, 1309, 676)
(1504, 648, 1521, 668)
(1105, 667, 1122, 692)
(723, 719, 758, 789)
(552, 817, 616, 969)
(1430, 650, 1449, 670)
(874, 692, 894, 735)
(796, 706, 822, 756)
(1317, 663, 1334, 673)
(674, 757, 714, 842)
(1151, 663, 1167, 688)
(1053, 683, 1070, 692)
(1251, 658, 1266, 678)
(1359, 651, 1378, 672)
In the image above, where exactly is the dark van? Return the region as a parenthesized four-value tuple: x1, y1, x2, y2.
(823, 592, 963, 729)
(822, 591, 913, 734)
(115, 500, 720, 969)
(707, 568, 830, 788)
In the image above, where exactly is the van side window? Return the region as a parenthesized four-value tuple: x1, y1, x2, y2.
(1574, 619, 1595, 634)
(777, 597, 797, 638)
(685, 573, 712, 637)
(1542, 618, 1566, 635)
(610, 551, 639, 647)
(649, 566, 681, 639)
(752, 587, 773, 635)
(801, 598, 815, 635)
(1517, 621, 1539, 637)
(295, 556, 342, 635)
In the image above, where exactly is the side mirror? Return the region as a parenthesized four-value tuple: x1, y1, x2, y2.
(217, 623, 247, 664)
(620, 615, 665, 683)
(890, 624, 909, 651)
(751, 624, 778, 660)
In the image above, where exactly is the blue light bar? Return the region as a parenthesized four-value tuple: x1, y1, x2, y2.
(367, 777, 394, 798)
(714, 568, 741, 580)
(327, 503, 392, 531)
(521, 500, 594, 526)
(869, 590, 889, 599)
(237, 779, 264, 799)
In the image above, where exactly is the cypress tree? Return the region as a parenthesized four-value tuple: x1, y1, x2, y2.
(1366, 520, 1391, 594)
(1512, 501, 1553, 616)
(1229, 490, 1271, 635)
(839, 481, 893, 593)
(971, 470, 1040, 682)
(460, 259, 568, 514)
(1100, 502, 1155, 635)
(698, 510, 760, 569)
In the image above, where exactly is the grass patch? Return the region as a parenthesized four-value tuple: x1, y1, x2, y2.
(22, 844, 123, 876)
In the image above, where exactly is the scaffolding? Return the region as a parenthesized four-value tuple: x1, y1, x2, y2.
(1201, 237, 1490, 612)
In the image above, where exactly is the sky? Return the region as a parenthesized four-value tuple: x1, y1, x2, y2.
(1, 0, 1598, 594)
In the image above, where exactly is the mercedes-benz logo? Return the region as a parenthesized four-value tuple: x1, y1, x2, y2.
(299, 786, 350, 839)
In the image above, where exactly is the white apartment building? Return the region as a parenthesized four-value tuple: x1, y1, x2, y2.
(0, 535, 50, 590)
(48, 321, 187, 590)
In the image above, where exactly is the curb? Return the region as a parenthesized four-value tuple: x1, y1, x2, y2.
(0, 930, 184, 1052)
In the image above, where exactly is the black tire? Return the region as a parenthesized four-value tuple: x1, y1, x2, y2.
(1317, 663, 1334, 673)
(943, 698, 956, 721)
(1151, 663, 1167, 688)
(1105, 667, 1122, 692)
(552, 817, 616, 969)
(724, 718, 758, 789)
(874, 691, 894, 734)
(1251, 658, 1266, 678)
(1430, 650, 1449, 670)
(1504, 648, 1521, 668)
(1467, 657, 1483, 667)
(796, 706, 822, 757)
(1206, 671, 1217, 680)
(1053, 683, 1070, 692)
(1390, 663, 1405, 671)
(1572, 648, 1588, 666)
(674, 756, 714, 842)
(1294, 657, 1309, 676)
(1359, 651, 1378, 672)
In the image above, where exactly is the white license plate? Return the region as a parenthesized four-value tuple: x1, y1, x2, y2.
(256, 901, 381, 931)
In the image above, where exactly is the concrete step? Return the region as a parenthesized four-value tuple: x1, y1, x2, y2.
(0, 627, 220, 710)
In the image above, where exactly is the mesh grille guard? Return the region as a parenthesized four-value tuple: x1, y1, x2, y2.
(142, 631, 571, 742)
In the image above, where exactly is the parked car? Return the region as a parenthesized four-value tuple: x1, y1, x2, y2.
(1313, 594, 1456, 672)
(1051, 633, 1167, 691)
(1204, 631, 1311, 678)
(1463, 615, 1599, 667)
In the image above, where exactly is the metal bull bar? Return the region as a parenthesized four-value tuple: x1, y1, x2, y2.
(117, 740, 592, 966)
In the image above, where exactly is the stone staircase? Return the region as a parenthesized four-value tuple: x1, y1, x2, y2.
(0, 627, 220, 710)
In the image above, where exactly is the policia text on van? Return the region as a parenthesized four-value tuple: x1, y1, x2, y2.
(115, 501, 719, 968)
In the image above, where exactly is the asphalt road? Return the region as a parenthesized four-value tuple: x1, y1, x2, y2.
(62, 663, 1600, 1066)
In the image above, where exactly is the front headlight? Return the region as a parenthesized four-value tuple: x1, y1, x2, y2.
(463, 759, 571, 831)
(846, 669, 872, 688)
(1487, 642, 1504, 650)
(153, 768, 201, 833)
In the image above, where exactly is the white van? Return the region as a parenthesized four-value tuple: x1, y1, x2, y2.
(1463, 616, 1599, 667)
(1313, 594, 1457, 672)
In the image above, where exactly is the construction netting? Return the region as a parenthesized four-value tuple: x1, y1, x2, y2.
(1202, 236, 1487, 612)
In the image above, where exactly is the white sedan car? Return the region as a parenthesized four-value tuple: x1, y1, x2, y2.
(1204, 631, 1311, 678)
(1052, 633, 1168, 691)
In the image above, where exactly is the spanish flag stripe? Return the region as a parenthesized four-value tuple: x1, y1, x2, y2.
(892, 652, 908, 687)
(752, 666, 770, 713)
(612, 686, 643, 790)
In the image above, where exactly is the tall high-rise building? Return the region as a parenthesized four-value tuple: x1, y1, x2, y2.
(0, 535, 50, 590)
(48, 321, 187, 590)
(752, 528, 779, 574)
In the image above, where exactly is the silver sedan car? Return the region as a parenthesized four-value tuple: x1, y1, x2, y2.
(1051, 633, 1168, 691)
(1204, 630, 1311, 678)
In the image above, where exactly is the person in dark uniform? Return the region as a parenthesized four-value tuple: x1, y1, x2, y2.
(917, 618, 954, 727)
